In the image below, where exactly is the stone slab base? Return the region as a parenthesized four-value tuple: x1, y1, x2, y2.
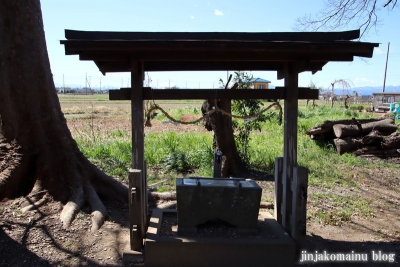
(144, 209, 295, 267)
(122, 242, 143, 264)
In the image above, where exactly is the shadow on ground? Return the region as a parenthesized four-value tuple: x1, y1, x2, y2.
(297, 234, 399, 266)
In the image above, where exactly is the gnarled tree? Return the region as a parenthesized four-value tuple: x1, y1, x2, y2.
(0, 0, 127, 231)
(201, 74, 244, 177)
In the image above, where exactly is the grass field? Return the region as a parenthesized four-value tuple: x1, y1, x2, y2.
(60, 93, 400, 229)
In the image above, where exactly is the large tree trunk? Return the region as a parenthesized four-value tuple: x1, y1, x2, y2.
(0, 0, 127, 231)
(201, 99, 244, 177)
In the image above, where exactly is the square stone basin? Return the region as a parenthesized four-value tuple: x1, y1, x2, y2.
(176, 177, 262, 233)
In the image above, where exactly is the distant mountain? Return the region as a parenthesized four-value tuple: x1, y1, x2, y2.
(352, 86, 399, 95)
(322, 85, 400, 96)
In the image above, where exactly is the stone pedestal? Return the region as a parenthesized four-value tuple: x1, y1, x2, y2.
(144, 209, 295, 267)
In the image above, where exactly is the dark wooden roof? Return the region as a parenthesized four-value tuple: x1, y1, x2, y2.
(61, 29, 379, 77)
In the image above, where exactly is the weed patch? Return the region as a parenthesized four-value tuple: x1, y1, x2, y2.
(309, 193, 374, 225)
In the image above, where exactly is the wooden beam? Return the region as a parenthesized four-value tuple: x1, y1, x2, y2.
(109, 87, 319, 100)
(97, 61, 286, 72)
(143, 61, 285, 72)
(281, 62, 299, 234)
(62, 41, 378, 59)
(78, 50, 355, 62)
(65, 29, 361, 42)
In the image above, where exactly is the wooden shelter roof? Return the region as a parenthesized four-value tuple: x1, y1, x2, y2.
(61, 29, 379, 78)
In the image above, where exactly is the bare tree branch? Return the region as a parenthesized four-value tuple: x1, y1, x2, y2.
(295, 0, 398, 38)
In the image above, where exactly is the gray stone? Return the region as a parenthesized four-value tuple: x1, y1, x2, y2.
(176, 177, 262, 233)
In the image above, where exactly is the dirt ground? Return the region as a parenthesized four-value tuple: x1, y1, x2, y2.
(1, 115, 399, 266)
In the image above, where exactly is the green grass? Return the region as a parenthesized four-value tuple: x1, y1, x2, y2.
(309, 193, 374, 225)
(74, 103, 390, 185)
(72, 100, 399, 230)
(76, 129, 214, 182)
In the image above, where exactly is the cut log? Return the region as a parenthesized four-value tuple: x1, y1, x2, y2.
(354, 147, 400, 157)
(333, 137, 363, 155)
(333, 119, 396, 138)
(353, 146, 382, 156)
(381, 132, 400, 149)
(361, 130, 384, 145)
(305, 117, 385, 136)
(359, 153, 400, 158)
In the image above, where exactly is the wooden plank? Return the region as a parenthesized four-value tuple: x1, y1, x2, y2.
(128, 169, 143, 251)
(109, 87, 150, 100)
(92, 60, 327, 73)
(140, 61, 284, 72)
(98, 61, 285, 73)
(291, 166, 308, 254)
(274, 157, 284, 224)
(281, 62, 299, 234)
(62, 41, 377, 58)
(78, 50, 355, 62)
(109, 87, 319, 101)
(65, 29, 361, 42)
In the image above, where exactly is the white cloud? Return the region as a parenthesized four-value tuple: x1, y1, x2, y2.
(214, 9, 224, 16)
(353, 77, 377, 87)
(190, 15, 195, 19)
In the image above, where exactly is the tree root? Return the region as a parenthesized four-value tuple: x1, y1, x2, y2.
(20, 194, 48, 213)
(157, 201, 177, 209)
(85, 181, 107, 232)
(148, 191, 176, 202)
(60, 183, 85, 229)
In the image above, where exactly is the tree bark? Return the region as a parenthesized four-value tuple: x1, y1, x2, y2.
(333, 119, 396, 138)
(333, 137, 363, 155)
(361, 130, 383, 145)
(201, 99, 244, 177)
(381, 132, 400, 149)
(305, 118, 384, 136)
(0, 0, 127, 231)
(353, 147, 400, 157)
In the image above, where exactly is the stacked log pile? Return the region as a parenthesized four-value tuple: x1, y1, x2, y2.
(306, 118, 400, 157)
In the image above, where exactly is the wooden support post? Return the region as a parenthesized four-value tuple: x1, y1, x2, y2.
(282, 62, 299, 234)
(143, 160, 148, 236)
(131, 60, 144, 169)
(274, 157, 284, 224)
(128, 169, 144, 251)
(130, 60, 145, 251)
(291, 166, 308, 254)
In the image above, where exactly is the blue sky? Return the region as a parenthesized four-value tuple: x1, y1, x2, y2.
(41, 0, 400, 90)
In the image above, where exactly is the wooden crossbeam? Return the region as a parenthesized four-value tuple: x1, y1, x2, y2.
(109, 87, 319, 101)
